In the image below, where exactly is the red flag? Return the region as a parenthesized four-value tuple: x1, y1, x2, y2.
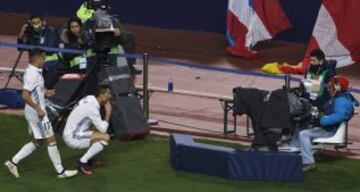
(227, 0, 291, 58)
(289, 0, 360, 74)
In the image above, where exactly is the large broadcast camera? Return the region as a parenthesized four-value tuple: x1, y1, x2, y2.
(45, 0, 148, 140)
(84, 0, 116, 53)
(86, 0, 111, 10)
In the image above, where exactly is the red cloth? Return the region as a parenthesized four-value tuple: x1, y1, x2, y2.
(303, 0, 360, 69)
(226, 0, 291, 58)
(281, 0, 360, 75)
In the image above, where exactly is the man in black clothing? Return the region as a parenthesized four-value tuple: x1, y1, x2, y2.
(17, 15, 60, 89)
(302, 49, 337, 112)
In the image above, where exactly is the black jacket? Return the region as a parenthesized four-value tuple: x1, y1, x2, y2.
(59, 28, 88, 63)
(17, 25, 59, 54)
(304, 60, 337, 111)
(305, 60, 337, 84)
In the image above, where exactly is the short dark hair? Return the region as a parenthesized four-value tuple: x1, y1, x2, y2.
(95, 84, 111, 97)
(29, 48, 45, 63)
(310, 49, 325, 61)
(29, 14, 43, 21)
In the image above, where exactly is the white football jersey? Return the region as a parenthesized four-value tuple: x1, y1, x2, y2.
(23, 64, 45, 122)
(63, 95, 109, 140)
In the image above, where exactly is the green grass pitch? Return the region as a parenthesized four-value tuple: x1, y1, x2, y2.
(1, 114, 360, 192)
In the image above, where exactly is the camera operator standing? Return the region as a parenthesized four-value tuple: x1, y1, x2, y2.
(77, 0, 141, 75)
(18, 15, 60, 89)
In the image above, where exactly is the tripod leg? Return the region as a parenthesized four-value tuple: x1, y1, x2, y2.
(5, 50, 24, 88)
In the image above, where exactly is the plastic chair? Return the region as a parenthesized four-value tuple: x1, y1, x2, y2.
(313, 122, 349, 149)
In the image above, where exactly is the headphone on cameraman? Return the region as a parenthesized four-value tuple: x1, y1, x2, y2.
(334, 77, 341, 92)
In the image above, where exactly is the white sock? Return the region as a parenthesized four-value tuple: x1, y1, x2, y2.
(80, 141, 108, 163)
(12, 142, 38, 164)
(47, 143, 64, 174)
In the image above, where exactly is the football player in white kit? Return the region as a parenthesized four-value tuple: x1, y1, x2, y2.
(63, 85, 112, 176)
(4, 49, 78, 178)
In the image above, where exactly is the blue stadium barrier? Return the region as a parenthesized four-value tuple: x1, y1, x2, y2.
(170, 134, 303, 182)
(1, 41, 360, 94)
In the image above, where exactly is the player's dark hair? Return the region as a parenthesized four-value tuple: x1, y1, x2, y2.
(29, 48, 45, 63)
(95, 84, 111, 97)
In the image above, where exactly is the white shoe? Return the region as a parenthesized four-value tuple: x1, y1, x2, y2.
(57, 169, 78, 179)
(4, 160, 20, 178)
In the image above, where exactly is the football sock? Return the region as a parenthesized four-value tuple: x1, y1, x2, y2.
(12, 142, 38, 164)
(80, 141, 108, 164)
(47, 142, 64, 174)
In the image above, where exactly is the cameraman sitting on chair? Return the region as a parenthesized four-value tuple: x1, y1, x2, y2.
(18, 15, 46, 45)
(301, 49, 337, 112)
(18, 15, 59, 58)
(18, 15, 60, 89)
(291, 76, 357, 172)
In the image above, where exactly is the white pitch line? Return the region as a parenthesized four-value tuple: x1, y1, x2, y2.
(0, 67, 25, 74)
